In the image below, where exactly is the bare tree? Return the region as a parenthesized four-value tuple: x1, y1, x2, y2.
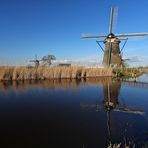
(41, 55, 56, 66)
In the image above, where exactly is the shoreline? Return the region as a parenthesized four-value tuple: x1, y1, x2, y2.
(0, 66, 144, 81)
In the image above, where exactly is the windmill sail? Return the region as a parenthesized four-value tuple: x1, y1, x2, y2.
(108, 8, 119, 66)
(115, 33, 148, 37)
(81, 34, 107, 39)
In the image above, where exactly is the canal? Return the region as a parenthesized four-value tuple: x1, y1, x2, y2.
(0, 74, 148, 147)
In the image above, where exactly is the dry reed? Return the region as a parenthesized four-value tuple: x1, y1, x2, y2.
(0, 66, 113, 81)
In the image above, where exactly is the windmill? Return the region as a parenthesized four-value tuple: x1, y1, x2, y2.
(29, 54, 41, 68)
(41, 54, 56, 66)
(81, 7, 148, 67)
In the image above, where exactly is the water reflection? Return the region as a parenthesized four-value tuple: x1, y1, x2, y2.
(103, 81, 121, 110)
(103, 81, 142, 147)
(0, 77, 148, 147)
(0, 77, 112, 93)
(0, 79, 80, 93)
(81, 80, 146, 147)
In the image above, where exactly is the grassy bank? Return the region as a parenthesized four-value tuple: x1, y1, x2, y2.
(0, 66, 113, 81)
(113, 67, 143, 78)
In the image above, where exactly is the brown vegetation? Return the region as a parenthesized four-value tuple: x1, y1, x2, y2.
(0, 66, 113, 81)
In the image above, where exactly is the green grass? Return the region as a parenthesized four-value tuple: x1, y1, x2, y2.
(113, 67, 143, 78)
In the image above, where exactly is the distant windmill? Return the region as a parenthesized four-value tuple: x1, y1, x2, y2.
(29, 54, 40, 68)
(81, 7, 148, 67)
(41, 54, 56, 66)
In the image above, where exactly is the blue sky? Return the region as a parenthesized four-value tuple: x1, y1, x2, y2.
(0, 0, 148, 66)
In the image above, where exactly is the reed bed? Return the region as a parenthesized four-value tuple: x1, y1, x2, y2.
(0, 66, 113, 81)
(85, 67, 113, 77)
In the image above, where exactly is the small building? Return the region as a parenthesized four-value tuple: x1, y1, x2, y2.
(58, 63, 71, 67)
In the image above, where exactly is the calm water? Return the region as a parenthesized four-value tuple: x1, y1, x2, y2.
(0, 75, 148, 148)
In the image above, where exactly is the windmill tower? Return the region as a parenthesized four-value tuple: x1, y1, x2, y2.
(81, 7, 148, 67)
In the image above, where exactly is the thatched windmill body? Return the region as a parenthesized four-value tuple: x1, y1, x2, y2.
(82, 8, 148, 67)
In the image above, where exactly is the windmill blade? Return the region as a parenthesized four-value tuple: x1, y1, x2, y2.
(119, 38, 128, 40)
(114, 107, 144, 115)
(115, 33, 148, 37)
(96, 40, 104, 42)
(81, 34, 107, 39)
(109, 7, 118, 34)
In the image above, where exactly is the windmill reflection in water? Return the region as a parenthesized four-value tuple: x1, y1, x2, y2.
(81, 81, 144, 147)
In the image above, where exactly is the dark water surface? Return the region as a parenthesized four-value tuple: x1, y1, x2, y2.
(0, 75, 148, 148)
